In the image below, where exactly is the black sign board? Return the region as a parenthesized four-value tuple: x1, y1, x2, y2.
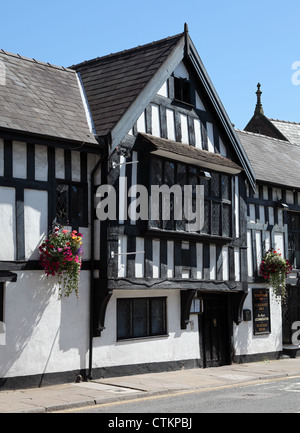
(252, 288, 271, 335)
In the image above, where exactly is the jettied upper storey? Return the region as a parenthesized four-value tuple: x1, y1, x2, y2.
(72, 24, 255, 190)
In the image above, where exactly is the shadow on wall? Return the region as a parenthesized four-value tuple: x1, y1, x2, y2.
(0, 270, 89, 387)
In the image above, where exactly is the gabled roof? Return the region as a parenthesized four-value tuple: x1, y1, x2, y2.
(72, 25, 255, 189)
(236, 129, 300, 189)
(0, 50, 98, 145)
(268, 119, 300, 145)
(71, 33, 184, 139)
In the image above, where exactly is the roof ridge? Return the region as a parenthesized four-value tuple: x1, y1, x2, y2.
(269, 118, 300, 126)
(235, 128, 298, 145)
(0, 49, 75, 73)
(70, 32, 184, 69)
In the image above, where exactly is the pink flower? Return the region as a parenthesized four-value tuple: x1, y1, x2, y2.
(62, 229, 68, 234)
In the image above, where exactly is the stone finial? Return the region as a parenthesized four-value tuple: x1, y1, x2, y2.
(255, 82, 264, 115)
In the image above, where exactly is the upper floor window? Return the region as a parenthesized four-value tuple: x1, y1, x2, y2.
(149, 157, 232, 237)
(288, 211, 300, 268)
(174, 76, 191, 105)
(56, 180, 88, 227)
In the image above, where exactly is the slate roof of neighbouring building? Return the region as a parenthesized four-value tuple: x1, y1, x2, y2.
(236, 129, 300, 189)
(0, 50, 98, 144)
(71, 33, 184, 138)
(268, 119, 300, 145)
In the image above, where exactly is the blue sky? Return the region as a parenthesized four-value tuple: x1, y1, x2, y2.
(1, 0, 300, 130)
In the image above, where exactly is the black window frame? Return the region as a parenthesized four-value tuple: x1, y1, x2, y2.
(117, 297, 167, 341)
(55, 179, 88, 227)
(174, 76, 192, 105)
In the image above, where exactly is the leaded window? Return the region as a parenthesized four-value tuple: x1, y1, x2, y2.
(117, 297, 167, 340)
(149, 157, 232, 237)
(56, 181, 88, 227)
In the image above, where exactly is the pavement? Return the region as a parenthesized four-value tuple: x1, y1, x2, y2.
(0, 357, 300, 413)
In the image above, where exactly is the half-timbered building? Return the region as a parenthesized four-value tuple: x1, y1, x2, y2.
(0, 50, 102, 388)
(3, 26, 296, 390)
(237, 84, 300, 359)
(72, 24, 256, 378)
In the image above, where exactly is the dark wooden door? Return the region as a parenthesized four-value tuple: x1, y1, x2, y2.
(200, 294, 230, 368)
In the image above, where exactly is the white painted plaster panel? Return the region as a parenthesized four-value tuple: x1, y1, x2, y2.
(194, 119, 202, 149)
(71, 151, 81, 182)
(206, 122, 214, 153)
(166, 109, 176, 141)
(137, 111, 146, 133)
(222, 246, 229, 281)
(130, 151, 138, 225)
(135, 237, 144, 278)
(174, 62, 189, 79)
(0, 138, 4, 176)
(157, 81, 168, 97)
(151, 104, 161, 138)
(55, 147, 64, 179)
(195, 91, 205, 111)
(13, 141, 26, 179)
(118, 155, 127, 224)
(24, 189, 48, 260)
(118, 236, 127, 278)
(209, 245, 216, 280)
(247, 230, 253, 278)
(152, 239, 160, 278)
(259, 205, 265, 224)
(196, 243, 203, 279)
(235, 176, 240, 238)
(255, 230, 262, 269)
(35, 145, 48, 181)
(167, 240, 174, 278)
(180, 113, 189, 144)
(234, 247, 240, 281)
(0, 187, 16, 260)
(249, 204, 256, 223)
(274, 232, 285, 256)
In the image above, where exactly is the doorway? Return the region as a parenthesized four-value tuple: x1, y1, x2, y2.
(198, 294, 231, 368)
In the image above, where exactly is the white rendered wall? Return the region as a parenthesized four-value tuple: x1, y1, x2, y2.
(233, 285, 282, 357)
(92, 290, 201, 369)
(0, 271, 90, 378)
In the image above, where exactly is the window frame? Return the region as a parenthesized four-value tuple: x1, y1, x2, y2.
(148, 156, 233, 238)
(55, 179, 88, 227)
(117, 297, 167, 341)
(173, 76, 192, 105)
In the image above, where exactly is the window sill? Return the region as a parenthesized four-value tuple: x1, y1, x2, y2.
(116, 334, 169, 343)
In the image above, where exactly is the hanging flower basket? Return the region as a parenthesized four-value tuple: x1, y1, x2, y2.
(259, 249, 292, 300)
(39, 226, 84, 298)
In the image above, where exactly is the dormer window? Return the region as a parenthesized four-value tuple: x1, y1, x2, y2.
(174, 76, 191, 104)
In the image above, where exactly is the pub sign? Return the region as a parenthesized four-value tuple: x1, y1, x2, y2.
(252, 288, 271, 335)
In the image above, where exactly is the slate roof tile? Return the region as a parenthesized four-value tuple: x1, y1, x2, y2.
(236, 129, 300, 189)
(72, 33, 184, 138)
(0, 51, 98, 144)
